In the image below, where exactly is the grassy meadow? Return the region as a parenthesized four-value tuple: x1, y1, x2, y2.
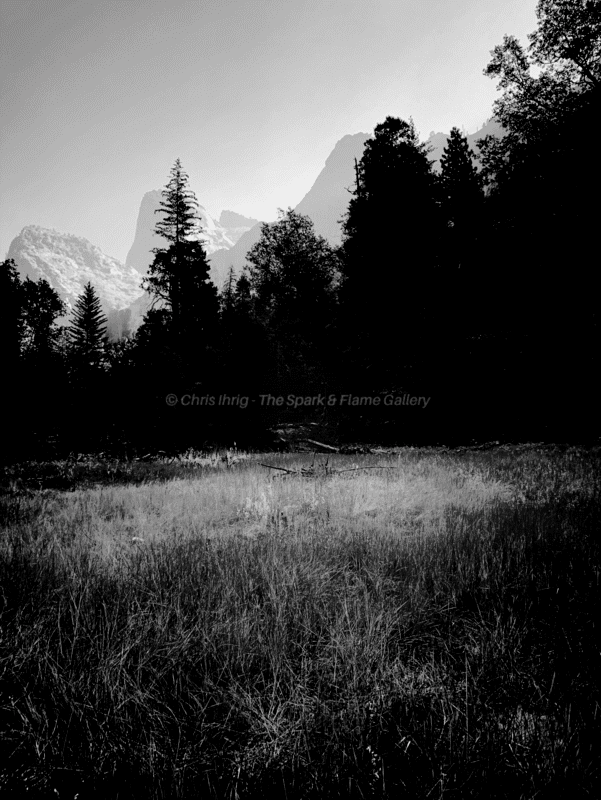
(0, 445, 599, 798)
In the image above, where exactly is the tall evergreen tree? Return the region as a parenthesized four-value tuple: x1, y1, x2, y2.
(154, 158, 202, 245)
(431, 128, 489, 420)
(437, 128, 485, 337)
(140, 159, 219, 388)
(215, 267, 266, 434)
(68, 282, 107, 369)
(439, 127, 483, 230)
(143, 159, 215, 336)
(220, 266, 237, 319)
(339, 116, 442, 393)
(217, 266, 238, 376)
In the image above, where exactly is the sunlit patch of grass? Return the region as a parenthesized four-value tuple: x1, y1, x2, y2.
(0, 446, 599, 797)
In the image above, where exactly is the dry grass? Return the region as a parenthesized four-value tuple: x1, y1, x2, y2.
(0, 445, 599, 798)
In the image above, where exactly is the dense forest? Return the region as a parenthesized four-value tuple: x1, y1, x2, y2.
(2, 0, 598, 460)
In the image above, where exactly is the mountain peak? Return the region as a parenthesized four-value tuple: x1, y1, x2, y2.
(7, 225, 144, 318)
(125, 194, 260, 278)
(293, 132, 370, 246)
(219, 210, 259, 228)
(426, 117, 504, 170)
(324, 132, 370, 168)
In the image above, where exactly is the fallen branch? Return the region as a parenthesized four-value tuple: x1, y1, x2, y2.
(302, 439, 339, 453)
(260, 463, 396, 476)
(334, 466, 396, 473)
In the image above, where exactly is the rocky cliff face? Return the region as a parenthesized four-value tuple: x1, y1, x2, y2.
(208, 131, 371, 284)
(125, 190, 258, 278)
(219, 210, 259, 229)
(208, 123, 503, 283)
(206, 224, 265, 290)
(426, 117, 504, 171)
(7, 225, 144, 319)
(294, 132, 371, 246)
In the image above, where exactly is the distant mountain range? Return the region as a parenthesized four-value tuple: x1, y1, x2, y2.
(5, 119, 503, 336)
(425, 117, 504, 170)
(6, 206, 261, 337)
(207, 120, 503, 287)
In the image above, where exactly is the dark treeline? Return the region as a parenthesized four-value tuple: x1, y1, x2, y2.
(2, 0, 598, 459)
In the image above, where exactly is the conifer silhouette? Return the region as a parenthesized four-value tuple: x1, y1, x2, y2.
(68, 282, 107, 368)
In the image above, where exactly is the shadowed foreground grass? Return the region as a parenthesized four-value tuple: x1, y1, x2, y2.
(0, 446, 599, 798)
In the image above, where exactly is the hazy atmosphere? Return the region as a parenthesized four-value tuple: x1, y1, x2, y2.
(2, 1, 600, 796)
(1, 0, 538, 262)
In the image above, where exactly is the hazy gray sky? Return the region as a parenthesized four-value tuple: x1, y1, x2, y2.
(1, 0, 539, 262)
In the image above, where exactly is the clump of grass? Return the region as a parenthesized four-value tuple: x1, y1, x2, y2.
(0, 448, 251, 495)
(0, 447, 599, 797)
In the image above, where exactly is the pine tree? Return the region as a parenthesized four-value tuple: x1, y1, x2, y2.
(154, 158, 202, 246)
(439, 127, 483, 227)
(216, 267, 262, 398)
(341, 117, 440, 292)
(220, 266, 237, 318)
(144, 158, 211, 333)
(68, 282, 107, 369)
(438, 127, 484, 312)
(218, 266, 239, 356)
(140, 159, 219, 384)
(435, 128, 486, 382)
(338, 117, 442, 392)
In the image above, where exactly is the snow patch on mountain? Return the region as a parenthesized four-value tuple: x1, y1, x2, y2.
(7, 225, 144, 316)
